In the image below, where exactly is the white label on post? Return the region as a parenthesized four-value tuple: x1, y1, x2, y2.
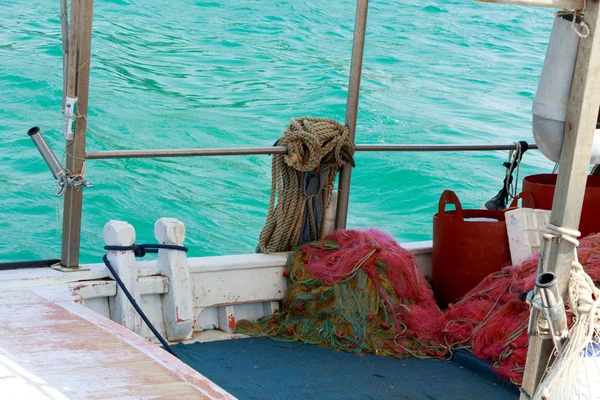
(63, 96, 78, 140)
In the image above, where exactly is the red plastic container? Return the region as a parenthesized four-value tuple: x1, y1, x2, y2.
(432, 190, 512, 307)
(523, 174, 600, 237)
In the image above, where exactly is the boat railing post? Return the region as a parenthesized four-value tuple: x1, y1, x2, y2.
(104, 220, 143, 334)
(154, 218, 195, 341)
(335, 0, 368, 230)
(60, 0, 69, 106)
(520, 2, 600, 398)
(61, 0, 94, 269)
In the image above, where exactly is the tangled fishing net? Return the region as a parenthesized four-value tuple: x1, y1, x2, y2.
(444, 232, 600, 386)
(237, 229, 448, 359)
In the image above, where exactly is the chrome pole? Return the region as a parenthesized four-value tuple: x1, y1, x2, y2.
(535, 272, 568, 350)
(335, 0, 368, 230)
(85, 143, 538, 160)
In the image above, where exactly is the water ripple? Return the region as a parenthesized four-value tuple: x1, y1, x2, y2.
(1, 0, 554, 262)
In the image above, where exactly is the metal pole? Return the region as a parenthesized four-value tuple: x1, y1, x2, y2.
(355, 143, 538, 152)
(84, 143, 538, 160)
(61, 0, 94, 268)
(520, 3, 600, 397)
(60, 0, 69, 105)
(66, 0, 79, 103)
(335, 0, 368, 230)
(477, 0, 582, 9)
(86, 146, 289, 159)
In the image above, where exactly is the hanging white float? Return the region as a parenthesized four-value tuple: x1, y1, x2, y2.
(533, 14, 600, 164)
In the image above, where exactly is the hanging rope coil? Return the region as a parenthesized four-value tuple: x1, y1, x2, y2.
(257, 117, 355, 254)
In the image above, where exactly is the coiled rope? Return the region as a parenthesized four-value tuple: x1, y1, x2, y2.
(257, 117, 355, 253)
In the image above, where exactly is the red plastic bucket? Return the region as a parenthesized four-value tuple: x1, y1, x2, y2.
(523, 174, 600, 237)
(432, 190, 513, 307)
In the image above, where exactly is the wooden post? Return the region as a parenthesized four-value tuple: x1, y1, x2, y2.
(521, 3, 600, 398)
(61, 0, 94, 268)
(335, 0, 368, 230)
(154, 218, 195, 341)
(104, 221, 142, 333)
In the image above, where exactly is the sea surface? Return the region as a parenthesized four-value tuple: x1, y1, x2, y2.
(0, 0, 556, 263)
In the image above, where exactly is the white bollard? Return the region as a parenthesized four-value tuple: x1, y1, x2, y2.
(103, 220, 142, 334)
(155, 218, 195, 341)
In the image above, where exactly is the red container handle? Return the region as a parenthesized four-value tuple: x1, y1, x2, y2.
(509, 192, 535, 208)
(438, 190, 464, 219)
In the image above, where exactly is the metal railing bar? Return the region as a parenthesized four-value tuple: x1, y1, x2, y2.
(85, 143, 539, 160)
(356, 143, 539, 151)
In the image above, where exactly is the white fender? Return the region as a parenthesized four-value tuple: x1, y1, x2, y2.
(532, 15, 600, 164)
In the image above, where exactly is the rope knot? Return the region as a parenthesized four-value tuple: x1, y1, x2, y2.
(545, 224, 581, 247)
(279, 117, 355, 172)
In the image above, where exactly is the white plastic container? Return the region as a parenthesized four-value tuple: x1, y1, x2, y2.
(532, 15, 600, 164)
(505, 207, 551, 265)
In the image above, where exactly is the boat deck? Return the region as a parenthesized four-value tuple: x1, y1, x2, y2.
(0, 289, 233, 399)
(176, 337, 519, 400)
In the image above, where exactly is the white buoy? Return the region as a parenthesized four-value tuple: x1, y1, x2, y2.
(533, 15, 600, 164)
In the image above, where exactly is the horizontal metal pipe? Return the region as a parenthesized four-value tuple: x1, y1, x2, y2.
(85, 143, 538, 160)
(477, 0, 582, 9)
(356, 143, 539, 152)
(0, 259, 60, 271)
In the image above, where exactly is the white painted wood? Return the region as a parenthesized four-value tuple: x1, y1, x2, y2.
(188, 252, 290, 274)
(192, 260, 288, 308)
(0, 239, 428, 287)
(403, 240, 433, 277)
(217, 305, 236, 333)
(103, 220, 143, 334)
(506, 208, 551, 265)
(139, 294, 168, 342)
(522, 2, 600, 398)
(0, 263, 110, 289)
(477, 0, 582, 9)
(137, 262, 161, 277)
(155, 218, 195, 341)
(140, 275, 169, 295)
(84, 297, 110, 318)
(0, 240, 433, 340)
(236, 303, 276, 322)
(263, 301, 280, 315)
(188, 330, 248, 343)
(0, 289, 234, 399)
(0, 263, 161, 289)
(195, 307, 218, 331)
(75, 281, 114, 298)
(402, 240, 433, 254)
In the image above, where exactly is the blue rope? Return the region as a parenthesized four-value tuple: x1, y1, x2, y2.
(104, 243, 188, 258)
(102, 242, 189, 360)
(519, 387, 532, 400)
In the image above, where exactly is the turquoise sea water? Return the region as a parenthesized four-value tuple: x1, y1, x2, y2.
(1, 0, 555, 263)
